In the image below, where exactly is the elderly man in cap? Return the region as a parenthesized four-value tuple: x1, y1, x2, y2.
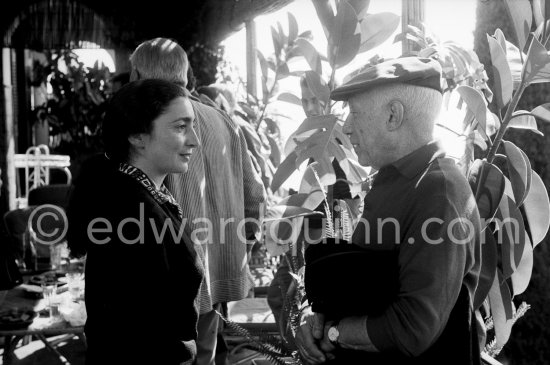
(295, 57, 481, 365)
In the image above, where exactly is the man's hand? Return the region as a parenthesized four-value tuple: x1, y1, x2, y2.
(295, 308, 328, 364)
(318, 321, 337, 355)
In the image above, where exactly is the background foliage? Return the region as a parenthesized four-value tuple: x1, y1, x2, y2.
(474, 1, 550, 363)
(31, 50, 109, 159)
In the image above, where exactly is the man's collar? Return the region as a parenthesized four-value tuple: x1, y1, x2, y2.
(388, 140, 446, 179)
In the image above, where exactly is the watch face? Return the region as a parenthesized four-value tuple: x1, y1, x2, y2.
(328, 326, 339, 342)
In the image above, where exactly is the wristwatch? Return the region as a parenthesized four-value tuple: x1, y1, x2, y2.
(328, 323, 340, 346)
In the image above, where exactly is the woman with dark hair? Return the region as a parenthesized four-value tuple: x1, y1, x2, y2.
(67, 79, 203, 364)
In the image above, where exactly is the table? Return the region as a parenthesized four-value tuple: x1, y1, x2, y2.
(0, 285, 84, 364)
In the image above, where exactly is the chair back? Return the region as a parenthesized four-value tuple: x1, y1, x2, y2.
(3, 207, 35, 261)
(28, 184, 71, 210)
(3, 206, 63, 272)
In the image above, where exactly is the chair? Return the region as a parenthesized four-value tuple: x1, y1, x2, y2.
(14, 145, 72, 208)
(3, 208, 36, 269)
(3, 206, 63, 273)
(28, 184, 72, 210)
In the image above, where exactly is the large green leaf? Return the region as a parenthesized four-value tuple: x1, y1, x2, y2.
(335, 32, 361, 69)
(277, 21, 288, 48)
(511, 233, 533, 296)
(277, 92, 302, 106)
(256, 50, 269, 104)
(288, 12, 299, 44)
(335, 146, 370, 185)
(256, 50, 268, 81)
(467, 130, 488, 151)
(304, 71, 330, 105)
(293, 115, 337, 139)
(486, 110, 501, 137)
(271, 151, 298, 192)
(494, 29, 507, 55)
(503, 140, 532, 206)
(522, 171, 550, 247)
(503, 38, 525, 90)
(278, 191, 326, 212)
(311, 0, 334, 40)
(531, 103, 550, 123)
(495, 195, 526, 280)
(457, 85, 488, 134)
(487, 34, 513, 109)
(519, 148, 532, 198)
(488, 270, 514, 348)
(266, 134, 281, 167)
(473, 229, 498, 310)
(503, 0, 532, 52)
(292, 120, 352, 189)
(349, 0, 370, 18)
(264, 191, 324, 253)
(508, 111, 544, 136)
(522, 37, 550, 85)
(467, 160, 506, 224)
(299, 162, 336, 193)
(394, 32, 427, 49)
(295, 38, 323, 75)
(271, 26, 283, 58)
(295, 131, 339, 167)
(283, 115, 336, 156)
(358, 12, 401, 54)
(276, 63, 290, 81)
(328, 0, 360, 68)
(272, 115, 341, 192)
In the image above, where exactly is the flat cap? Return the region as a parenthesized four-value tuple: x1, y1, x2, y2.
(331, 57, 442, 101)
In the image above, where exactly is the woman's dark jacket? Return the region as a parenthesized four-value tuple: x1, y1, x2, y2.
(67, 154, 203, 364)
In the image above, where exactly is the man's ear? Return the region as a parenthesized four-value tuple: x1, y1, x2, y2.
(387, 100, 404, 131)
(129, 68, 140, 82)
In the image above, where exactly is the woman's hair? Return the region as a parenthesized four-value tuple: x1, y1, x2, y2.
(102, 79, 188, 163)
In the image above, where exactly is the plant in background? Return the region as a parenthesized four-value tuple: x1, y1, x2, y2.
(33, 50, 109, 159)
(400, 0, 550, 360)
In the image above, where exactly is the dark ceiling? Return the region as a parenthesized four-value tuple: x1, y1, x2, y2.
(1, 0, 293, 51)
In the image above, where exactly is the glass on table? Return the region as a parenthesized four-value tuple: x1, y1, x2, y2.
(41, 283, 59, 317)
(66, 272, 84, 301)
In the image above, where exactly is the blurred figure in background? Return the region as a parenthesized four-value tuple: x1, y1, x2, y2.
(108, 71, 130, 95)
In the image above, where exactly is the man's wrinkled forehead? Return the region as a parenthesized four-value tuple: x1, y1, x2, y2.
(348, 90, 375, 112)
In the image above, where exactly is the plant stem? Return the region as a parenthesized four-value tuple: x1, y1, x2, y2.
(435, 123, 463, 137)
(486, 82, 527, 163)
(256, 71, 279, 132)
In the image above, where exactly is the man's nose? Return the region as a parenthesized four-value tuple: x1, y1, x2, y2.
(342, 116, 353, 137)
